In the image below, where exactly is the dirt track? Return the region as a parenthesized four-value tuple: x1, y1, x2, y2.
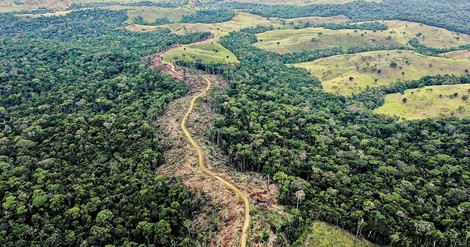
(154, 33, 251, 247)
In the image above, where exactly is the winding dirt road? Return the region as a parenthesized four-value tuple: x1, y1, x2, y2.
(157, 33, 251, 247)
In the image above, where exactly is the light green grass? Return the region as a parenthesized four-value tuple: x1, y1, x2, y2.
(281, 15, 349, 26)
(294, 50, 470, 96)
(163, 41, 239, 65)
(254, 20, 470, 53)
(129, 12, 280, 65)
(384, 20, 470, 49)
(299, 221, 375, 247)
(255, 27, 404, 53)
(374, 84, 470, 120)
(127, 12, 279, 39)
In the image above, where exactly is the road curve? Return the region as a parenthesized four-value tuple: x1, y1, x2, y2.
(159, 32, 251, 247)
(181, 76, 251, 247)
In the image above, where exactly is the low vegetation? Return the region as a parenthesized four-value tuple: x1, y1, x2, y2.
(374, 84, 470, 120)
(442, 50, 470, 60)
(294, 50, 470, 95)
(298, 221, 374, 247)
(254, 20, 470, 54)
(254, 27, 404, 53)
(163, 40, 239, 64)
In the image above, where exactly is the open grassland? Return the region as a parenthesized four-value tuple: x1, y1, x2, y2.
(221, 0, 381, 5)
(383, 20, 470, 49)
(129, 12, 278, 64)
(163, 41, 239, 64)
(254, 27, 404, 53)
(374, 84, 470, 120)
(299, 221, 374, 247)
(294, 50, 470, 96)
(442, 50, 470, 61)
(127, 12, 278, 39)
(127, 12, 351, 64)
(254, 20, 470, 53)
(282, 15, 349, 26)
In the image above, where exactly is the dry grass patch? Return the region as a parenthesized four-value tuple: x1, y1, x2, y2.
(442, 50, 470, 61)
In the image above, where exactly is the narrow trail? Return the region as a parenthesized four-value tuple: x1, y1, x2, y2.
(181, 76, 251, 247)
(157, 33, 251, 247)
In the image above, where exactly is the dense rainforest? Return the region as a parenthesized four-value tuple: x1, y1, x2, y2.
(0, 0, 469, 246)
(212, 26, 469, 246)
(0, 10, 211, 246)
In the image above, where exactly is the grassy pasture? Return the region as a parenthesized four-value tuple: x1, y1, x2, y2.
(374, 84, 470, 120)
(128, 12, 279, 64)
(254, 20, 470, 53)
(282, 15, 349, 26)
(127, 12, 278, 39)
(298, 221, 374, 247)
(383, 20, 470, 49)
(254, 27, 404, 53)
(125, 12, 354, 65)
(442, 50, 470, 61)
(294, 50, 470, 96)
(163, 40, 239, 64)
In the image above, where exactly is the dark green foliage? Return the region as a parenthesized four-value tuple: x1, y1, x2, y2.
(181, 9, 235, 23)
(68, 1, 186, 10)
(0, 10, 209, 246)
(213, 27, 469, 246)
(155, 17, 171, 25)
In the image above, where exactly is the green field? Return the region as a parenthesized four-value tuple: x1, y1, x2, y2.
(374, 84, 470, 120)
(294, 50, 470, 95)
(163, 40, 239, 64)
(281, 15, 349, 26)
(128, 12, 280, 65)
(127, 12, 279, 38)
(254, 27, 404, 53)
(298, 221, 374, 247)
(254, 20, 470, 53)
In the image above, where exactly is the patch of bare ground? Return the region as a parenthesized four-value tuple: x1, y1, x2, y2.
(154, 64, 285, 246)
